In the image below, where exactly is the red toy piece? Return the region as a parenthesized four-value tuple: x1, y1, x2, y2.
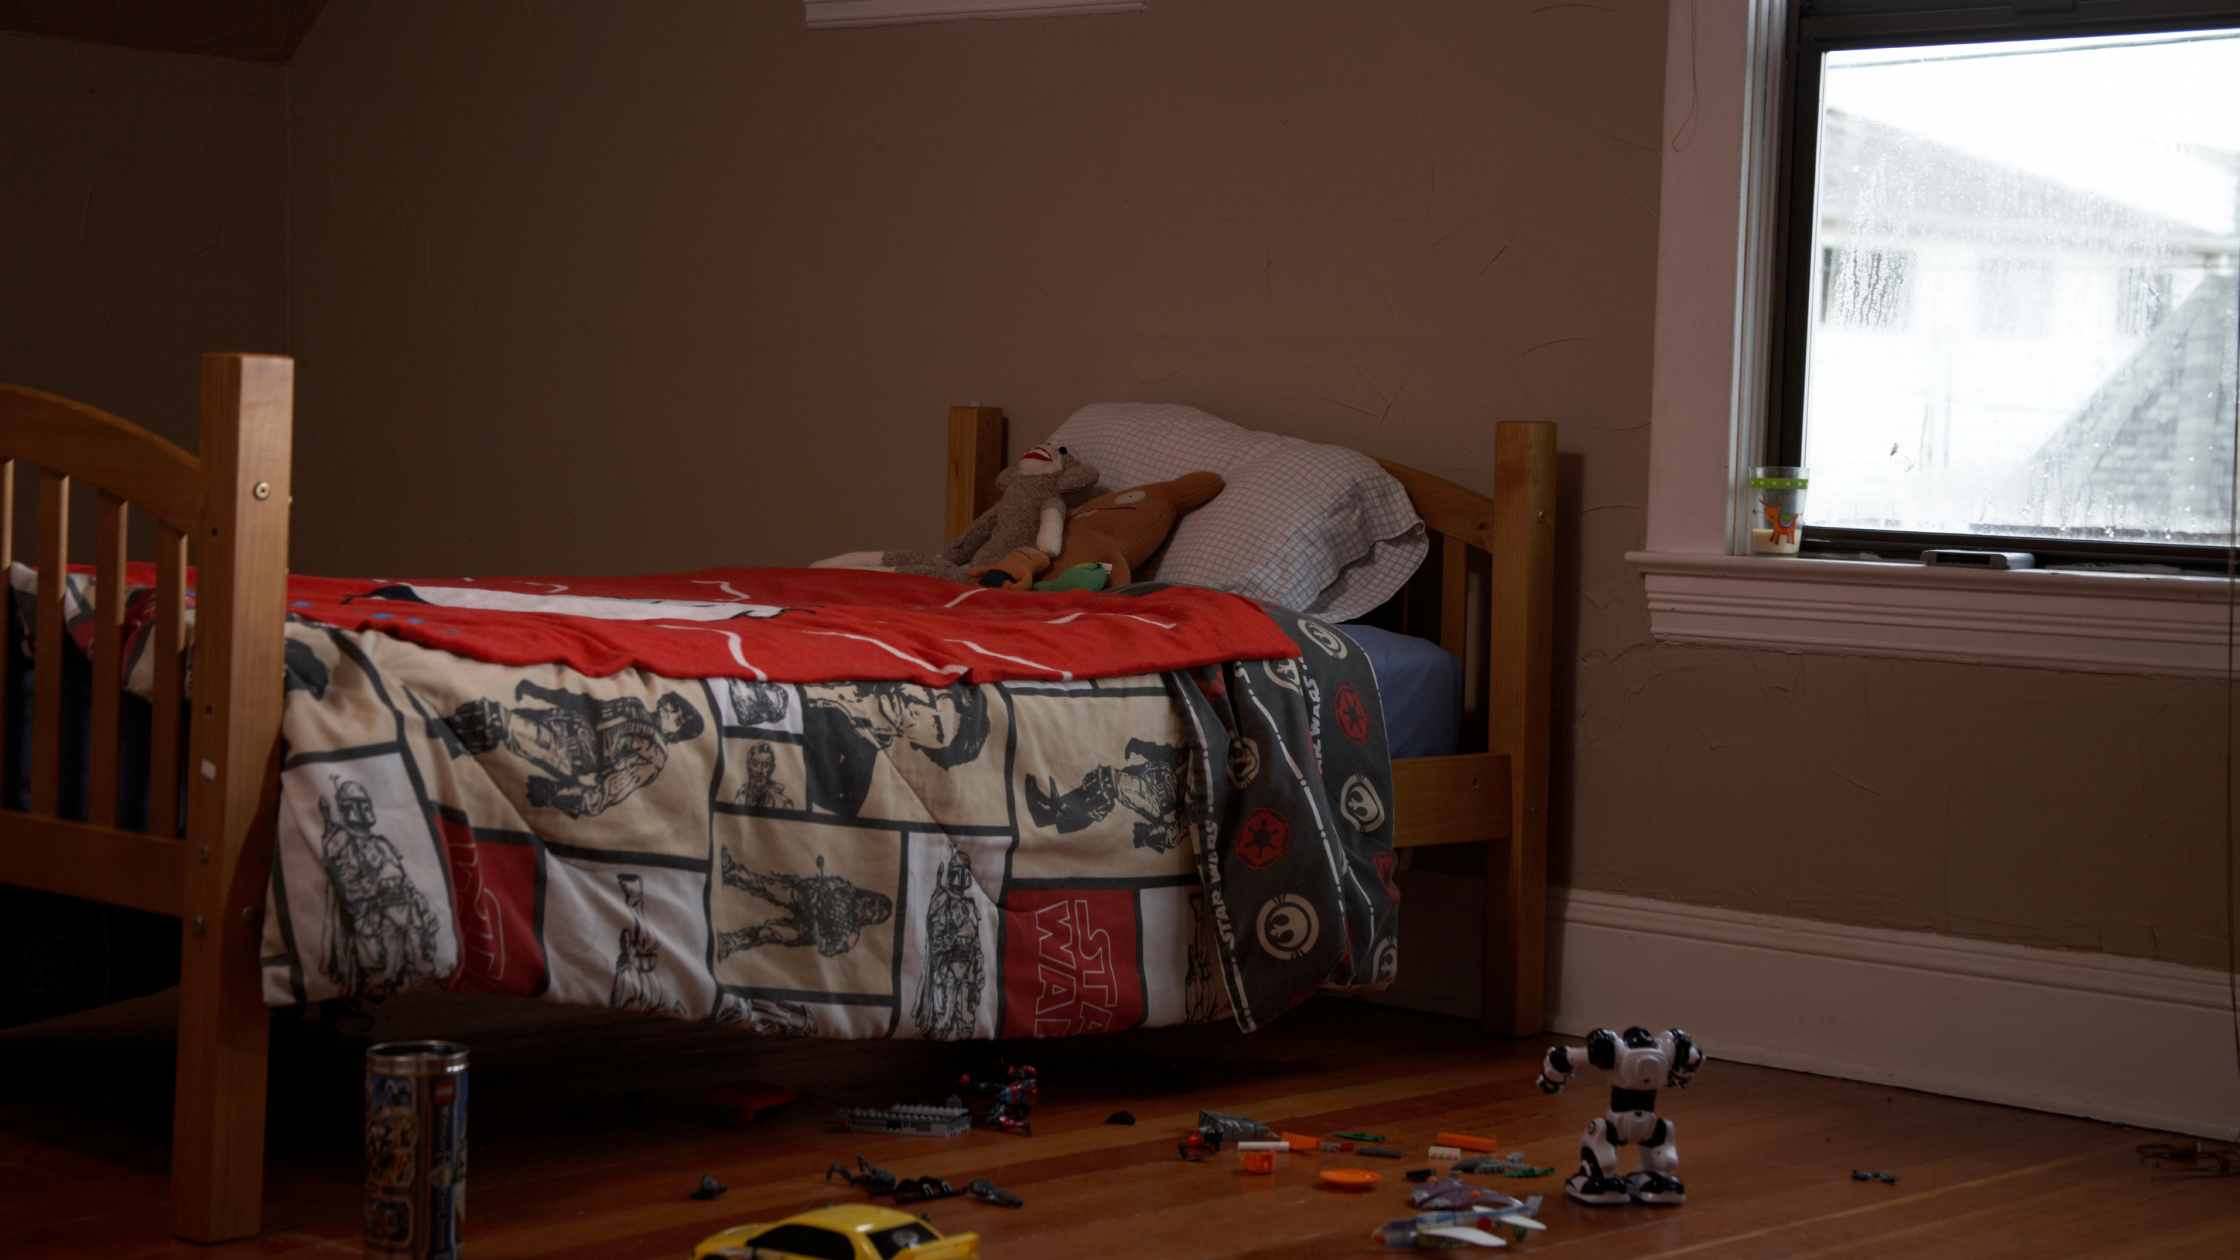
(699, 1082, 811, 1127)
(1179, 1127, 1225, 1161)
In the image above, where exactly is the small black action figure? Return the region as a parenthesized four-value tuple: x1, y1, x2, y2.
(826, 1156, 898, 1196)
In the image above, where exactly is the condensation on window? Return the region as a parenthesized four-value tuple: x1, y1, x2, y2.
(1802, 31, 2240, 544)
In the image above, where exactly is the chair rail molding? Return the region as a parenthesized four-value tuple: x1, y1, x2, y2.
(805, 0, 1144, 28)
(1628, 551, 2237, 677)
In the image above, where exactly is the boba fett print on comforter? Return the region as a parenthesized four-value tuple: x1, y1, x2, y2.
(259, 601, 1398, 1039)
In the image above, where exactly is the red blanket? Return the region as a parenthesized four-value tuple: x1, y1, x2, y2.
(85, 567, 1297, 685)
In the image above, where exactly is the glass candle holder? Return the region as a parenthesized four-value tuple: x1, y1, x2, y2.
(1749, 467, 1808, 556)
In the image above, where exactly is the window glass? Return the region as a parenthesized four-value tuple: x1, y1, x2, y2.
(868, 1224, 937, 1258)
(747, 1224, 858, 1260)
(1801, 31, 2240, 545)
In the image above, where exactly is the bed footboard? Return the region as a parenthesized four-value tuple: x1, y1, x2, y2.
(0, 354, 292, 1243)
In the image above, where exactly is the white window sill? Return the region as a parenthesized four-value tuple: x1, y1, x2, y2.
(1626, 551, 2236, 678)
(805, 0, 1144, 28)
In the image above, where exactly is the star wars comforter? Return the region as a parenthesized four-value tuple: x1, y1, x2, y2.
(244, 572, 1398, 1038)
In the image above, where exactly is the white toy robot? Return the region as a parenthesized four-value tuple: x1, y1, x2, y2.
(1537, 1026, 1705, 1206)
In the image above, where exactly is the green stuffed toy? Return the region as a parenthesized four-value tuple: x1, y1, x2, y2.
(1033, 562, 1110, 592)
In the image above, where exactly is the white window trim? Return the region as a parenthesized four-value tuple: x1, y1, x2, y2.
(805, 0, 1144, 29)
(1630, 551, 2235, 678)
(1634, 0, 2237, 678)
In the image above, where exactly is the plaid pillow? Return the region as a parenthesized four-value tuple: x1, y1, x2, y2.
(1047, 403, 1427, 621)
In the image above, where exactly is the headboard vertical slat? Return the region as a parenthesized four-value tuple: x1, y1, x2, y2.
(30, 469, 69, 817)
(87, 492, 129, 828)
(946, 405, 1006, 542)
(1437, 530, 1469, 677)
(0, 460, 13, 582)
(0, 459, 13, 792)
(149, 525, 187, 840)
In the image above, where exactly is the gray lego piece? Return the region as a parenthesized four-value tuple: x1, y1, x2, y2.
(837, 1104, 972, 1137)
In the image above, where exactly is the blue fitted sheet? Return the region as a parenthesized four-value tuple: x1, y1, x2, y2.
(1339, 623, 1461, 759)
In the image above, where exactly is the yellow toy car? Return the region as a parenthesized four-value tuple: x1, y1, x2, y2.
(692, 1203, 980, 1259)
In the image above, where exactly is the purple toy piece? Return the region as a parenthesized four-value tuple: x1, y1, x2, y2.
(1409, 1177, 1531, 1213)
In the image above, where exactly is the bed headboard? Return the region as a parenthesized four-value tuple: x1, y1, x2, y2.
(946, 405, 1555, 1033)
(944, 405, 1552, 753)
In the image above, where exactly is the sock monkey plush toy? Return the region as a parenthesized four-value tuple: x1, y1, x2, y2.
(812, 444, 1100, 585)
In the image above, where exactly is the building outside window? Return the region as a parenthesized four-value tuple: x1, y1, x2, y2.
(1780, 11, 2240, 558)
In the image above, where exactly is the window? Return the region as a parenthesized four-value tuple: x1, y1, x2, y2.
(1976, 257, 2053, 337)
(744, 1224, 857, 1260)
(2117, 266, 2173, 335)
(1774, 3, 2240, 565)
(1821, 245, 1916, 328)
(869, 1225, 939, 1258)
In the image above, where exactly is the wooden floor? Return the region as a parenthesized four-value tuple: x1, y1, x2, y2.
(4, 990, 2237, 1258)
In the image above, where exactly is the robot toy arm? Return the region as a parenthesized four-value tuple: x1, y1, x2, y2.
(1659, 1029, 1706, 1087)
(1540, 1028, 1619, 1094)
(1538, 1044, 1584, 1094)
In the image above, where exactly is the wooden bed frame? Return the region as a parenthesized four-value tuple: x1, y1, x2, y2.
(0, 361, 1551, 1244)
(948, 405, 1554, 1036)
(0, 354, 292, 1242)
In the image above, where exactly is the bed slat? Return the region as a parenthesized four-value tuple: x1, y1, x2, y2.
(1389, 753, 1510, 848)
(1437, 532, 1468, 667)
(150, 524, 187, 840)
(0, 810, 184, 915)
(30, 469, 69, 817)
(0, 459, 12, 788)
(946, 405, 1007, 540)
(88, 492, 129, 828)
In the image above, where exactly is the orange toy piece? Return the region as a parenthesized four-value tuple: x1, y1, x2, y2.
(1282, 1132, 1324, 1153)
(982, 472, 1224, 590)
(1436, 1132, 1499, 1153)
(1241, 1150, 1277, 1174)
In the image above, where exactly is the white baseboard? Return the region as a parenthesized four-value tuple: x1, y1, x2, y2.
(1372, 880, 2240, 1139)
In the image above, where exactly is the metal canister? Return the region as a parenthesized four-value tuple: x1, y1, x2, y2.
(364, 1040, 468, 1260)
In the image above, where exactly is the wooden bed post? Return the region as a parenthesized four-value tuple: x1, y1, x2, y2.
(171, 353, 293, 1243)
(946, 405, 1006, 540)
(1484, 421, 1555, 1037)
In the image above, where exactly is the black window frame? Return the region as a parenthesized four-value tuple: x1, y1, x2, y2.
(1771, 0, 2240, 571)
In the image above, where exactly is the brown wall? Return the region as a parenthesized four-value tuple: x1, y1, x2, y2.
(283, 0, 2230, 973)
(9, 1, 2219, 976)
(282, 0, 1663, 581)
(0, 33, 287, 452)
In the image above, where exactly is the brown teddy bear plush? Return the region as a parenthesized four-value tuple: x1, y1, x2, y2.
(972, 471, 1224, 589)
(814, 444, 1101, 584)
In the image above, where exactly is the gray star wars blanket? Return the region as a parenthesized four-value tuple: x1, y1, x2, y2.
(259, 603, 1397, 1039)
(1163, 605, 1400, 1031)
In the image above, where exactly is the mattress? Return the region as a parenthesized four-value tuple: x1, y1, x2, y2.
(1341, 624, 1462, 759)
